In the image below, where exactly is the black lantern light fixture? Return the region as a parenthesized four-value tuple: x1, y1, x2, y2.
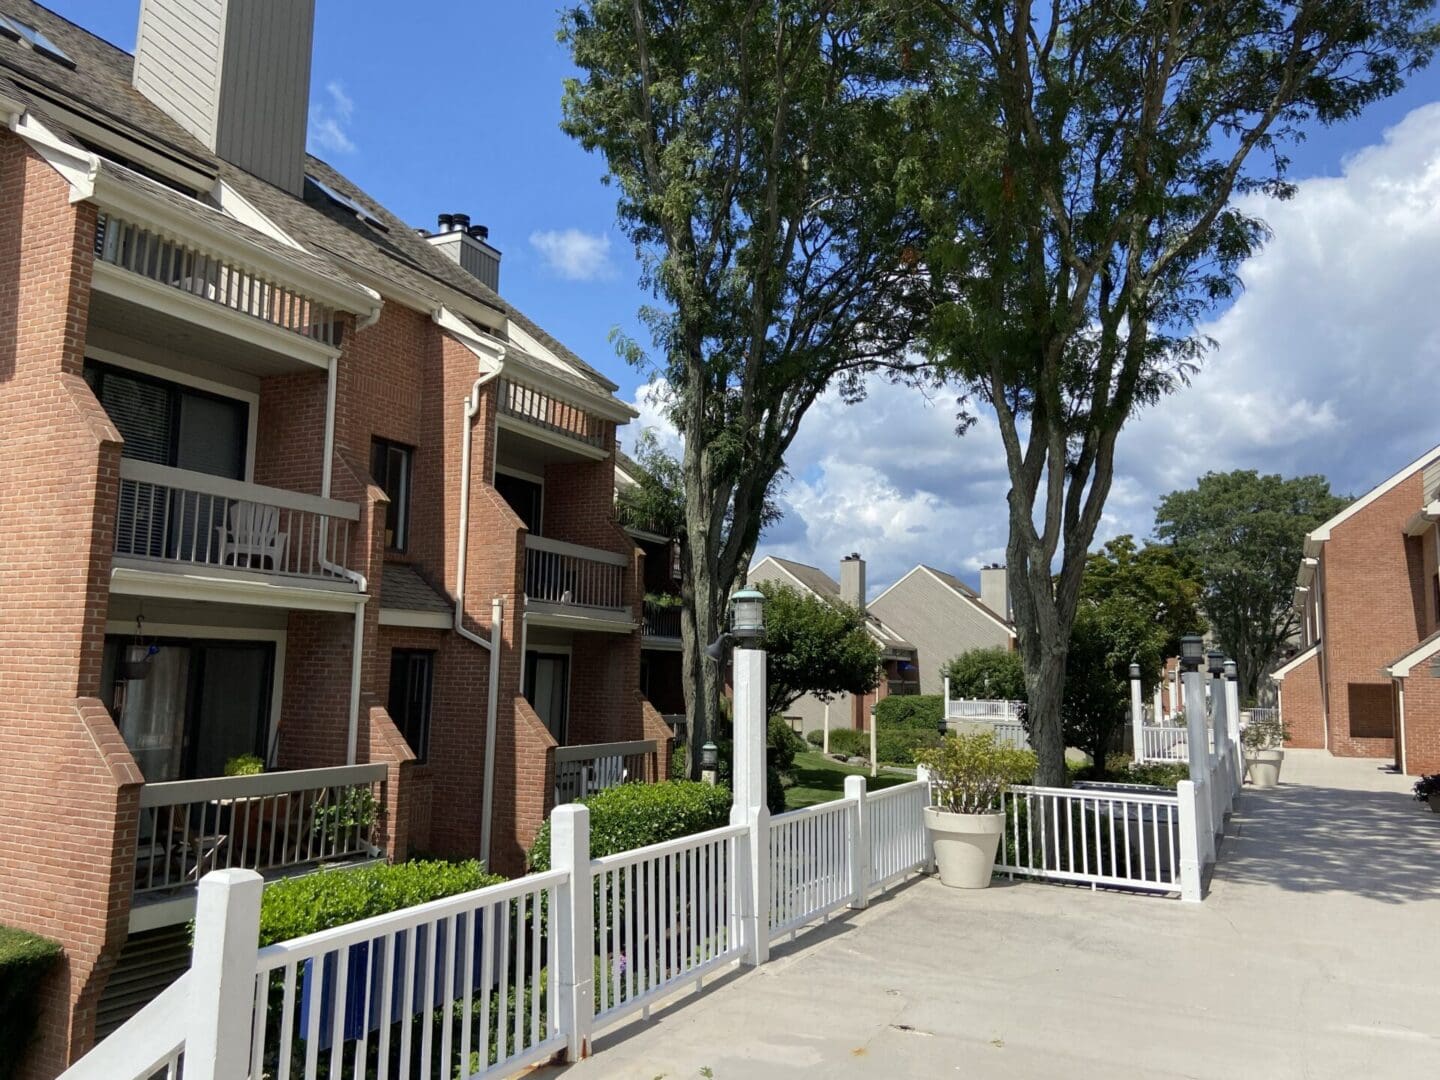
(1179, 633, 1205, 672)
(1207, 650, 1225, 677)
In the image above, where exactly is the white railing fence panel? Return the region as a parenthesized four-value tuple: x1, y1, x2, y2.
(767, 800, 854, 938)
(866, 781, 930, 889)
(523, 535, 627, 610)
(553, 740, 657, 806)
(1137, 723, 1189, 763)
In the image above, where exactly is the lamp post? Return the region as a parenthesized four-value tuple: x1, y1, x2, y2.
(700, 741, 719, 787)
(869, 703, 878, 779)
(1206, 650, 1225, 770)
(1223, 659, 1242, 798)
(1129, 662, 1144, 763)
(1179, 634, 1214, 863)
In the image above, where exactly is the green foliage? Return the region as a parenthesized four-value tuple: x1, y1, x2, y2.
(755, 581, 883, 718)
(941, 648, 1026, 702)
(825, 729, 869, 757)
(1156, 471, 1351, 698)
(768, 716, 806, 774)
(311, 787, 380, 847)
(257, 861, 503, 947)
(875, 726, 941, 765)
(805, 728, 825, 748)
(1241, 713, 1290, 753)
(528, 782, 732, 872)
(1413, 775, 1440, 802)
(0, 925, 62, 1079)
(616, 429, 687, 538)
(875, 694, 944, 731)
(223, 753, 265, 776)
(915, 733, 1032, 814)
(1072, 755, 1188, 790)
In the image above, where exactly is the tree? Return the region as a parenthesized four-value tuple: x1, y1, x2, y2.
(941, 646, 1026, 701)
(756, 581, 883, 719)
(1155, 470, 1349, 701)
(898, 0, 1435, 785)
(1063, 537, 1205, 766)
(615, 429, 686, 539)
(561, 2, 927, 771)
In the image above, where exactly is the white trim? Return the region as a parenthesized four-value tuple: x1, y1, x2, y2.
(117, 458, 360, 521)
(524, 604, 637, 634)
(1387, 634, 1440, 678)
(502, 356, 636, 423)
(1307, 443, 1440, 545)
(379, 608, 453, 629)
(750, 555, 820, 596)
(867, 564, 929, 609)
(524, 533, 629, 567)
(497, 414, 611, 461)
(87, 345, 261, 482)
(1271, 643, 1320, 682)
(213, 180, 305, 249)
(433, 306, 507, 369)
(91, 261, 342, 371)
(110, 564, 366, 613)
(495, 465, 545, 532)
(496, 463, 547, 486)
(104, 618, 286, 774)
(523, 643, 574, 744)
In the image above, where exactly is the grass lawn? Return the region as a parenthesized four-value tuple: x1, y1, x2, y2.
(785, 751, 915, 810)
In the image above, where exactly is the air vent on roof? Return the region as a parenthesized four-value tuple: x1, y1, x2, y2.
(0, 14, 75, 67)
(305, 174, 388, 232)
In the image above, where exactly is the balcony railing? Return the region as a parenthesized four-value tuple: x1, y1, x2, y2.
(643, 599, 683, 639)
(133, 764, 387, 899)
(524, 534, 627, 610)
(498, 375, 607, 449)
(946, 697, 1026, 722)
(554, 739, 658, 805)
(95, 210, 344, 347)
(114, 459, 361, 584)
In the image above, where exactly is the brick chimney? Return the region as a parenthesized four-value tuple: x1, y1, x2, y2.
(980, 563, 1010, 621)
(133, 0, 316, 195)
(840, 553, 866, 613)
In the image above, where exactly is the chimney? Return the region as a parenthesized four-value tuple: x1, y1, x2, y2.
(132, 0, 315, 196)
(980, 563, 1010, 621)
(425, 212, 502, 291)
(840, 553, 866, 613)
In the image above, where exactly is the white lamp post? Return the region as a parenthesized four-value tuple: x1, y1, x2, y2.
(1129, 662, 1144, 762)
(1180, 634, 1214, 863)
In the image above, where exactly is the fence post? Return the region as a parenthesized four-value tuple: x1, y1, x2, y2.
(1177, 781, 1203, 902)
(943, 676, 950, 720)
(1224, 661, 1243, 808)
(187, 869, 263, 1080)
(730, 642, 770, 967)
(1130, 667, 1145, 761)
(552, 803, 594, 1062)
(845, 775, 870, 909)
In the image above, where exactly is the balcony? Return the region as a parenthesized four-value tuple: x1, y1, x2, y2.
(523, 534, 634, 632)
(110, 459, 363, 609)
(553, 739, 660, 806)
(642, 599, 683, 646)
(130, 763, 387, 930)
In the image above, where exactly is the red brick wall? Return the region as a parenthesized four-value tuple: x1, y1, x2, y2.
(0, 133, 145, 1077)
(1400, 668, 1440, 775)
(1279, 650, 1325, 749)
(1319, 474, 1427, 759)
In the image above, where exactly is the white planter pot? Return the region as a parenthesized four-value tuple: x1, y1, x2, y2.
(924, 806, 1005, 889)
(1246, 748, 1284, 789)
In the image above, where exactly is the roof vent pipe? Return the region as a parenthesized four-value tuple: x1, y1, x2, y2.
(453, 212, 471, 232)
(437, 212, 454, 233)
(469, 224, 490, 241)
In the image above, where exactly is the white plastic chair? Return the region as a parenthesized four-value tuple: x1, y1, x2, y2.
(216, 501, 289, 571)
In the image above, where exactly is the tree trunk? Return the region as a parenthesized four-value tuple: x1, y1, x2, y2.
(1007, 510, 1074, 788)
(678, 579, 722, 779)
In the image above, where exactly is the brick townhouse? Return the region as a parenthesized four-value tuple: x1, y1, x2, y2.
(0, 1, 672, 1073)
(1274, 442, 1440, 776)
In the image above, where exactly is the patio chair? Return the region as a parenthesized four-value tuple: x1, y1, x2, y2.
(216, 501, 289, 571)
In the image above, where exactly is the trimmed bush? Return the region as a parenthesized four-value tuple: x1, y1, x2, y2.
(826, 728, 868, 757)
(528, 781, 732, 871)
(805, 728, 825, 748)
(0, 924, 62, 1079)
(875, 694, 945, 732)
(257, 860, 503, 946)
(768, 716, 806, 773)
(875, 726, 942, 764)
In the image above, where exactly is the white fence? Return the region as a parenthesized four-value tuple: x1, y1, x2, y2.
(553, 740, 658, 805)
(1136, 723, 1189, 763)
(63, 774, 931, 1080)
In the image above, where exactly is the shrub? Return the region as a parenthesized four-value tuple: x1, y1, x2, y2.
(257, 860, 503, 946)
(875, 726, 942, 764)
(223, 753, 265, 776)
(1413, 774, 1440, 802)
(1124, 762, 1189, 789)
(915, 732, 1032, 813)
(805, 729, 825, 748)
(0, 925, 62, 1079)
(1241, 712, 1290, 752)
(942, 647, 1027, 701)
(875, 695, 945, 731)
(826, 728, 868, 757)
(528, 781, 732, 871)
(768, 716, 806, 774)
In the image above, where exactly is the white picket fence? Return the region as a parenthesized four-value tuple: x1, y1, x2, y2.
(1136, 723, 1189, 763)
(62, 776, 931, 1080)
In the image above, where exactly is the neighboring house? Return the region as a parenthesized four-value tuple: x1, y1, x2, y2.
(869, 563, 1017, 695)
(747, 554, 919, 734)
(0, 1, 669, 1071)
(615, 450, 686, 717)
(1276, 442, 1440, 774)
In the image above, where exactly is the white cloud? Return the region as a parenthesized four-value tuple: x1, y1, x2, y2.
(624, 104, 1440, 594)
(309, 81, 357, 155)
(529, 228, 616, 282)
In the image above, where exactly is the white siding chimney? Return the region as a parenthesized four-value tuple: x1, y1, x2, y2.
(133, 0, 315, 196)
(840, 553, 866, 613)
(979, 564, 1010, 621)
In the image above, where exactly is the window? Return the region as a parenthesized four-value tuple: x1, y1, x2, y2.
(388, 650, 434, 762)
(305, 174, 388, 232)
(494, 471, 543, 534)
(0, 15, 75, 67)
(371, 438, 413, 552)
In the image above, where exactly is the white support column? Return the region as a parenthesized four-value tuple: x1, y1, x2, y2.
(187, 869, 264, 1080)
(1182, 667, 1215, 864)
(551, 803, 594, 1062)
(1224, 661, 1243, 806)
(1153, 685, 1163, 725)
(730, 644, 770, 967)
(1130, 670, 1144, 761)
(845, 774, 870, 909)
(346, 602, 364, 765)
(943, 676, 951, 720)
(1176, 781, 1203, 903)
(823, 701, 831, 756)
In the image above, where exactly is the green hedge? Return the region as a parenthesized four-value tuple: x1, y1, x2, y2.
(528, 781, 733, 871)
(257, 860, 504, 946)
(805, 728, 825, 748)
(875, 694, 945, 731)
(826, 729, 869, 757)
(0, 924, 62, 1079)
(875, 726, 942, 764)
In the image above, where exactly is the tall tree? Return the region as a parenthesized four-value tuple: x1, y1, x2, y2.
(898, 0, 1435, 784)
(755, 581, 883, 718)
(1155, 470, 1349, 700)
(561, 2, 926, 771)
(942, 646, 1027, 701)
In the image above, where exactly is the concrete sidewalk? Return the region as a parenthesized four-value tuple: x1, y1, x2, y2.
(539, 751, 1440, 1079)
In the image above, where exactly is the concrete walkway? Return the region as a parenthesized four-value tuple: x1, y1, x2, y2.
(540, 751, 1440, 1079)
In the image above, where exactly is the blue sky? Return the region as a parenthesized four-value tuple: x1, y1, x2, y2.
(46, 1, 1440, 591)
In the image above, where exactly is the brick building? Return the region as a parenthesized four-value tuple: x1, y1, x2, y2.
(1275, 443, 1440, 775)
(0, 1, 669, 1074)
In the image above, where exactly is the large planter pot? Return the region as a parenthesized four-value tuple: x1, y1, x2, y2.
(1247, 748, 1284, 789)
(924, 806, 1005, 889)
(1427, 793, 1440, 814)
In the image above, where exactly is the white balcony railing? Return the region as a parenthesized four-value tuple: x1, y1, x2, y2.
(114, 459, 361, 584)
(95, 210, 344, 348)
(524, 534, 627, 610)
(553, 739, 658, 805)
(498, 375, 607, 449)
(946, 697, 1026, 722)
(134, 764, 387, 899)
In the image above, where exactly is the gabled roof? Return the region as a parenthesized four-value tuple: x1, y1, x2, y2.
(1388, 629, 1440, 679)
(870, 564, 1016, 639)
(1305, 442, 1440, 552)
(748, 555, 915, 654)
(1270, 643, 1320, 682)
